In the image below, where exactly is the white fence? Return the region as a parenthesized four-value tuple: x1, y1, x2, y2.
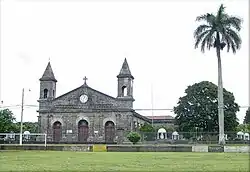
(0, 133, 47, 147)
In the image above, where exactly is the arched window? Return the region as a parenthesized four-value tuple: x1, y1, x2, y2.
(53, 90, 55, 97)
(44, 89, 48, 98)
(122, 86, 127, 96)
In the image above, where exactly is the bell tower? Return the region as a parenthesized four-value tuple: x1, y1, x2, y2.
(117, 58, 134, 105)
(39, 62, 57, 101)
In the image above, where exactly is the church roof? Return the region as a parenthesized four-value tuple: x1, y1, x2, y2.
(39, 62, 57, 82)
(117, 58, 134, 79)
(133, 112, 151, 123)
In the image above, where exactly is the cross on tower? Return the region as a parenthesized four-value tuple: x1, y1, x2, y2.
(83, 76, 88, 85)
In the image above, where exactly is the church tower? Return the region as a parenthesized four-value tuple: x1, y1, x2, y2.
(39, 62, 57, 101)
(117, 58, 134, 104)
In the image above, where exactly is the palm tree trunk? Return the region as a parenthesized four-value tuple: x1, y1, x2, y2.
(216, 46, 225, 145)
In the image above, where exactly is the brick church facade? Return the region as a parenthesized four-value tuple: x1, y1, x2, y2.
(37, 58, 151, 143)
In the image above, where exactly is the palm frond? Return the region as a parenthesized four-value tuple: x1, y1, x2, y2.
(229, 40, 237, 53)
(223, 34, 235, 53)
(225, 16, 243, 31)
(226, 28, 242, 50)
(217, 4, 226, 21)
(194, 30, 211, 49)
(205, 32, 215, 50)
(194, 25, 211, 37)
(196, 14, 209, 21)
(196, 13, 216, 26)
(230, 39, 237, 53)
(200, 38, 207, 53)
(228, 29, 241, 46)
(200, 31, 215, 53)
(220, 28, 241, 53)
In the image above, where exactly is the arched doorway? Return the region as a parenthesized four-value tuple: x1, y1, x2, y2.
(105, 121, 115, 143)
(53, 121, 62, 142)
(78, 120, 89, 142)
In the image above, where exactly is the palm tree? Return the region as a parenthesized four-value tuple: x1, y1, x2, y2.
(194, 4, 242, 145)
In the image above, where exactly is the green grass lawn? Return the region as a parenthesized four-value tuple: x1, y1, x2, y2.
(0, 151, 249, 171)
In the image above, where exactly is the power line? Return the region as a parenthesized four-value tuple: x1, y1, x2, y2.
(135, 108, 173, 111)
(0, 105, 249, 110)
(1, 104, 250, 109)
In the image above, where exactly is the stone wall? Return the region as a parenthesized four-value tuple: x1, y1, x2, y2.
(0, 145, 92, 152)
(1, 145, 249, 153)
(192, 145, 208, 152)
(107, 145, 192, 152)
(224, 146, 250, 153)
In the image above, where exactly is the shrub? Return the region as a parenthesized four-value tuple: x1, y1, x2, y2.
(142, 132, 155, 141)
(127, 132, 141, 144)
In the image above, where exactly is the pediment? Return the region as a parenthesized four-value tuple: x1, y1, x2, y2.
(51, 85, 118, 108)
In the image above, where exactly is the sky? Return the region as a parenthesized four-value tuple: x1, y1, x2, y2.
(0, 0, 249, 124)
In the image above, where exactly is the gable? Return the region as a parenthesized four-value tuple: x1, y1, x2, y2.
(51, 85, 121, 109)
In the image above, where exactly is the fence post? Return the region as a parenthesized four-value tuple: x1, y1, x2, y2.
(44, 133, 47, 147)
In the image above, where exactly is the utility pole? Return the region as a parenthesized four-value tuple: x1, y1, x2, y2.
(151, 84, 154, 127)
(19, 88, 24, 145)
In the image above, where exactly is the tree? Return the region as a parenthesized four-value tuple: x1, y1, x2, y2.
(163, 125, 176, 132)
(174, 81, 239, 140)
(139, 123, 155, 132)
(8, 123, 20, 133)
(194, 4, 242, 145)
(139, 123, 155, 141)
(236, 124, 250, 133)
(15, 122, 38, 133)
(0, 109, 17, 133)
(243, 108, 250, 124)
(127, 132, 141, 144)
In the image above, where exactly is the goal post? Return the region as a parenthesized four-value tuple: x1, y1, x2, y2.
(0, 132, 47, 147)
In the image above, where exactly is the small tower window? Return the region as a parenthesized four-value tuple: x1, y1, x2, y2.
(122, 86, 127, 96)
(53, 90, 55, 97)
(44, 89, 48, 98)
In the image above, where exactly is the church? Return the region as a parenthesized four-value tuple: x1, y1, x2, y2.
(37, 58, 151, 143)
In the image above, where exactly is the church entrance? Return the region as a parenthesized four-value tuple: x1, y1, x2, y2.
(105, 121, 115, 143)
(78, 120, 89, 142)
(53, 121, 62, 142)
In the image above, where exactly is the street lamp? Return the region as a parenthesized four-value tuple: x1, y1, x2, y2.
(19, 88, 31, 145)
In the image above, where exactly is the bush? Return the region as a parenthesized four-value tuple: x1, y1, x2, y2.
(142, 132, 155, 141)
(127, 132, 141, 144)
